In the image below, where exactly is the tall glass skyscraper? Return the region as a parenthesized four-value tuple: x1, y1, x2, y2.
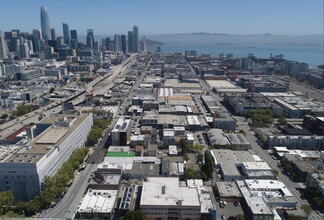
(40, 6, 51, 41)
(87, 29, 94, 49)
(50, 28, 56, 40)
(132, 25, 139, 53)
(62, 23, 70, 47)
(114, 34, 121, 52)
(127, 31, 133, 52)
(121, 35, 126, 54)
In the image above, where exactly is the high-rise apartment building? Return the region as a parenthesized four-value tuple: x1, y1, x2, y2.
(105, 37, 111, 51)
(70, 30, 78, 49)
(0, 31, 8, 60)
(132, 25, 139, 52)
(114, 34, 121, 52)
(70, 30, 78, 41)
(32, 29, 42, 52)
(127, 31, 133, 52)
(121, 35, 126, 54)
(86, 29, 94, 49)
(62, 23, 70, 47)
(50, 28, 56, 40)
(19, 40, 30, 59)
(40, 6, 51, 41)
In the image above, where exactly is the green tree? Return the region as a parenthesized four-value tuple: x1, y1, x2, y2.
(180, 139, 189, 155)
(277, 116, 287, 125)
(0, 191, 14, 215)
(41, 176, 54, 191)
(202, 151, 215, 178)
(235, 214, 245, 220)
(287, 215, 305, 220)
(41, 190, 55, 208)
(197, 153, 203, 163)
(125, 210, 146, 220)
(25, 197, 41, 216)
(249, 108, 274, 125)
(272, 169, 279, 176)
(0, 113, 8, 120)
(187, 144, 203, 152)
(300, 204, 312, 215)
(239, 129, 246, 135)
(49, 87, 55, 93)
(184, 167, 199, 179)
(12, 104, 37, 117)
(258, 133, 267, 143)
(86, 119, 111, 146)
(15, 202, 26, 215)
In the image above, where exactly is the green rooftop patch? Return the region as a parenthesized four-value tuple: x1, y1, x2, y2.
(106, 152, 135, 157)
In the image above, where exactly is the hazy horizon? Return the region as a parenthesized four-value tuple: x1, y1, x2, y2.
(0, 0, 322, 36)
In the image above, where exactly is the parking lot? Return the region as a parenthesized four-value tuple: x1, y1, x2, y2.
(215, 200, 244, 220)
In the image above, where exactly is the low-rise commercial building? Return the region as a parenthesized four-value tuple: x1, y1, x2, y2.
(213, 112, 237, 132)
(140, 177, 216, 220)
(267, 134, 324, 150)
(237, 179, 297, 220)
(211, 149, 256, 181)
(224, 93, 283, 116)
(76, 189, 118, 219)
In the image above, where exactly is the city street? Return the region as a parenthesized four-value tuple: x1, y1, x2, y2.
(41, 55, 138, 219)
(235, 116, 324, 220)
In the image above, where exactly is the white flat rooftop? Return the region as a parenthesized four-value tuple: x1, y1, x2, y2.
(245, 179, 292, 197)
(242, 162, 272, 171)
(78, 189, 118, 214)
(206, 80, 236, 89)
(187, 115, 200, 125)
(140, 177, 200, 207)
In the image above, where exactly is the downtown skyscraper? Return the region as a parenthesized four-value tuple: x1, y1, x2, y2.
(127, 31, 133, 52)
(40, 6, 51, 41)
(62, 23, 70, 47)
(132, 25, 139, 52)
(0, 31, 8, 60)
(86, 29, 94, 49)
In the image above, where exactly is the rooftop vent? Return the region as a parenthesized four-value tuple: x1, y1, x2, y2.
(162, 185, 166, 195)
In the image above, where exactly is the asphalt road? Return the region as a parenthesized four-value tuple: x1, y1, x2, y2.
(41, 163, 97, 219)
(0, 105, 63, 139)
(41, 55, 139, 219)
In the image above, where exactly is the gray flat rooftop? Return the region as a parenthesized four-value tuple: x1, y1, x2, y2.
(216, 181, 242, 198)
(3, 113, 90, 163)
(36, 129, 68, 144)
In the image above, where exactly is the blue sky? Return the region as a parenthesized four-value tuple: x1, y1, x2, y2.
(0, 0, 323, 36)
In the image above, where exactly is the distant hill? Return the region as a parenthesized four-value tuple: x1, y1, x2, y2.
(140, 38, 163, 46)
(146, 33, 323, 46)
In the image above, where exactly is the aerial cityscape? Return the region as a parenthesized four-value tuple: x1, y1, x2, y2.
(0, 1, 323, 220)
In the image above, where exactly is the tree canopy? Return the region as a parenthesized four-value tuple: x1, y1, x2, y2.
(249, 108, 274, 125)
(18, 148, 89, 216)
(277, 116, 287, 125)
(0, 191, 14, 215)
(202, 150, 215, 178)
(125, 210, 145, 220)
(12, 104, 38, 117)
(86, 118, 111, 146)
